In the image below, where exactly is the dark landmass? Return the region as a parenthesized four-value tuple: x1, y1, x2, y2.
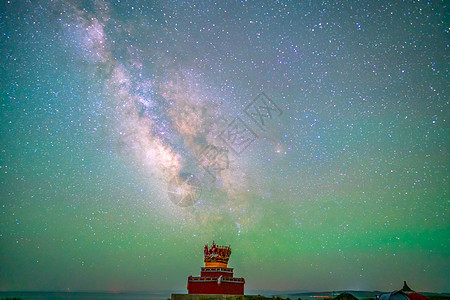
(171, 295, 270, 300)
(170, 292, 450, 300)
(276, 290, 450, 300)
(1, 290, 449, 300)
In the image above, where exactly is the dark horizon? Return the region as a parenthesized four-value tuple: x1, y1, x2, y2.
(1, 288, 449, 294)
(1, 287, 450, 300)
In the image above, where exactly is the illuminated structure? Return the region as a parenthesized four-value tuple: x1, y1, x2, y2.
(187, 242, 245, 295)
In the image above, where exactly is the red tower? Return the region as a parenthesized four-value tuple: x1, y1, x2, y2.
(187, 242, 245, 295)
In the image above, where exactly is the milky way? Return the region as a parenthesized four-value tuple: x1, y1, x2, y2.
(0, 0, 448, 293)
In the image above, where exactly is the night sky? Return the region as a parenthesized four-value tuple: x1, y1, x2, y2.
(0, 0, 448, 294)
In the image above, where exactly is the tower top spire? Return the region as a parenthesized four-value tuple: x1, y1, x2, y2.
(203, 242, 231, 268)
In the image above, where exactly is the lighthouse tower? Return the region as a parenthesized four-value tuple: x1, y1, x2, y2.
(187, 242, 245, 295)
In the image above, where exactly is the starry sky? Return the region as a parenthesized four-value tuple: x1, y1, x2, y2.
(0, 0, 448, 294)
